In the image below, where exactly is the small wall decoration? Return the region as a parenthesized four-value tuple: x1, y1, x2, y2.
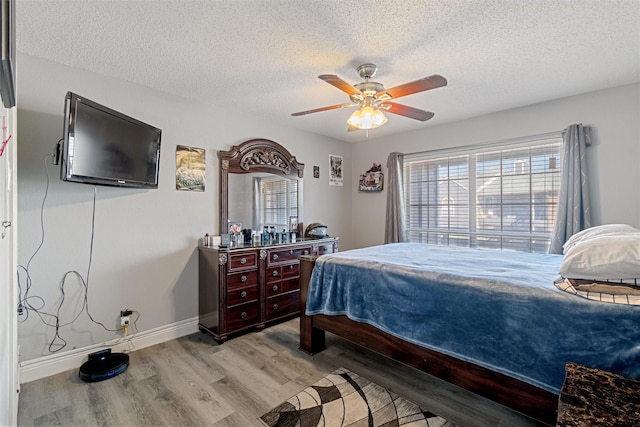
(176, 145, 205, 191)
(313, 166, 320, 179)
(359, 163, 384, 192)
(329, 154, 343, 186)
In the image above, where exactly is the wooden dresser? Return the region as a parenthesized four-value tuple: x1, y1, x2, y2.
(199, 237, 338, 343)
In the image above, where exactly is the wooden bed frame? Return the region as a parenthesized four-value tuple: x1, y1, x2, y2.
(298, 255, 559, 426)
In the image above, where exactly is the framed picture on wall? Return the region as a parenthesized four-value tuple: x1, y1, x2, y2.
(359, 171, 384, 192)
(176, 145, 205, 191)
(359, 163, 383, 192)
(329, 154, 343, 186)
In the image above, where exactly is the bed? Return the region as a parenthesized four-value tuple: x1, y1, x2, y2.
(298, 242, 640, 426)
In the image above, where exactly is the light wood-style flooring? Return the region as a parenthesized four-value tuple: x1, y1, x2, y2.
(18, 319, 547, 426)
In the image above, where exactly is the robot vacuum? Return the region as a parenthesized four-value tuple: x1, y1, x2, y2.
(79, 349, 129, 382)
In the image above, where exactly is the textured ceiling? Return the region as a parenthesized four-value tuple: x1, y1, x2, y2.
(16, 0, 640, 143)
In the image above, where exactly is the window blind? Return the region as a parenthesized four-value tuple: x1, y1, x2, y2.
(404, 136, 562, 253)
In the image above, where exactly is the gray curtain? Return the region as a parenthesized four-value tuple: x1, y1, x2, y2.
(549, 124, 592, 254)
(384, 152, 407, 243)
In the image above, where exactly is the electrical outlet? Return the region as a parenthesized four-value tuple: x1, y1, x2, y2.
(120, 309, 132, 328)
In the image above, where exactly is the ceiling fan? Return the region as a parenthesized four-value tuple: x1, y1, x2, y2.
(292, 63, 447, 131)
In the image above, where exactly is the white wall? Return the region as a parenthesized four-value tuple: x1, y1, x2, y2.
(350, 83, 640, 249)
(16, 53, 352, 362)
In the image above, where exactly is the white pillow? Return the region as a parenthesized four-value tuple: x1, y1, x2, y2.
(560, 234, 640, 281)
(563, 224, 640, 253)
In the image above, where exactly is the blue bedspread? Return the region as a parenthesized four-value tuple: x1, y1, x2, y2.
(306, 243, 640, 393)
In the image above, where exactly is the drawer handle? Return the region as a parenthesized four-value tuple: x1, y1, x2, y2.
(290, 249, 294, 254)
(304, 250, 309, 255)
(289, 265, 294, 270)
(241, 311, 247, 319)
(272, 254, 278, 260)
(272, 285, 278, 292)
(272, 304, 279, 311)
(240, 290, 247, 298)
(241, 275, 247, 283)
(272, 270, 278, 277)
(240, 257, 247, 265)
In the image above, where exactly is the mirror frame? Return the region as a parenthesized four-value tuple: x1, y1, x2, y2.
(219, 138, 304, 235)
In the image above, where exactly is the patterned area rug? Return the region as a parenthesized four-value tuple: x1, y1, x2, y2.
(259, 368, 456, 427)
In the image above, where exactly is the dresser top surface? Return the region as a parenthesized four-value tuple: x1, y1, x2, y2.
(199, 236, 338, 253)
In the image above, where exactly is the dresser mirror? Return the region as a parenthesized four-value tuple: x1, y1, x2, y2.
(219, 138, 304, 238)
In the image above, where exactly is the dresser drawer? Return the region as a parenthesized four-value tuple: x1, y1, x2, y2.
(227, 285, 259, 307)
(266, 291, 299, 320)
(227, 270, 258, 289)
(228, 251, 258, 272)
(267, 246, 311, 266)
(267, 263, 299, 283)
(226, 301, 260, 332)
(266, 278, 299, 297)
(266, 266, 281, 283)
(282, 263, 299, 279)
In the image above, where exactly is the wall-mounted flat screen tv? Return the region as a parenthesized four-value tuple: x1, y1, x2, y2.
(60, 92, 162, 188)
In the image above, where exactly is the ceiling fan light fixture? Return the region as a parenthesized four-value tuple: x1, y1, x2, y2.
(347, 106, 388, 130)
(291, 63, 447, 132)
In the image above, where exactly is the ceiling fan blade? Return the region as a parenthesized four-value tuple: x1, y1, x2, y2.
(319, 74, 362, 96)
(384, 102, 435, 121)
(347, 125, 359, 132)
(377, 74, 447, 99)
(291, 103, 356, 117)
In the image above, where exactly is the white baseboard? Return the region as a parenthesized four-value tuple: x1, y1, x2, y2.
(19, 316, 200, 384)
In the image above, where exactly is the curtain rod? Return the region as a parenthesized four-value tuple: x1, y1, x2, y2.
(403, 130, 566, 159)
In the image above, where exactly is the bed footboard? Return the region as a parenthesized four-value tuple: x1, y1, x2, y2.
(298, 255, 558, 425)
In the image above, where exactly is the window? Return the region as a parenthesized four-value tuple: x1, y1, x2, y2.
(404, 135, 562, 253)
(259, 176, 298, 230)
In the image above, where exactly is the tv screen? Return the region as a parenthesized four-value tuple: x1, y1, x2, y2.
(60, 92, 161, 188)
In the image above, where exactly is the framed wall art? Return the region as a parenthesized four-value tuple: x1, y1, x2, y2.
(329, 154, 343, 186)
(359, 163, 383, 192)
(176, 145, 205, 191)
